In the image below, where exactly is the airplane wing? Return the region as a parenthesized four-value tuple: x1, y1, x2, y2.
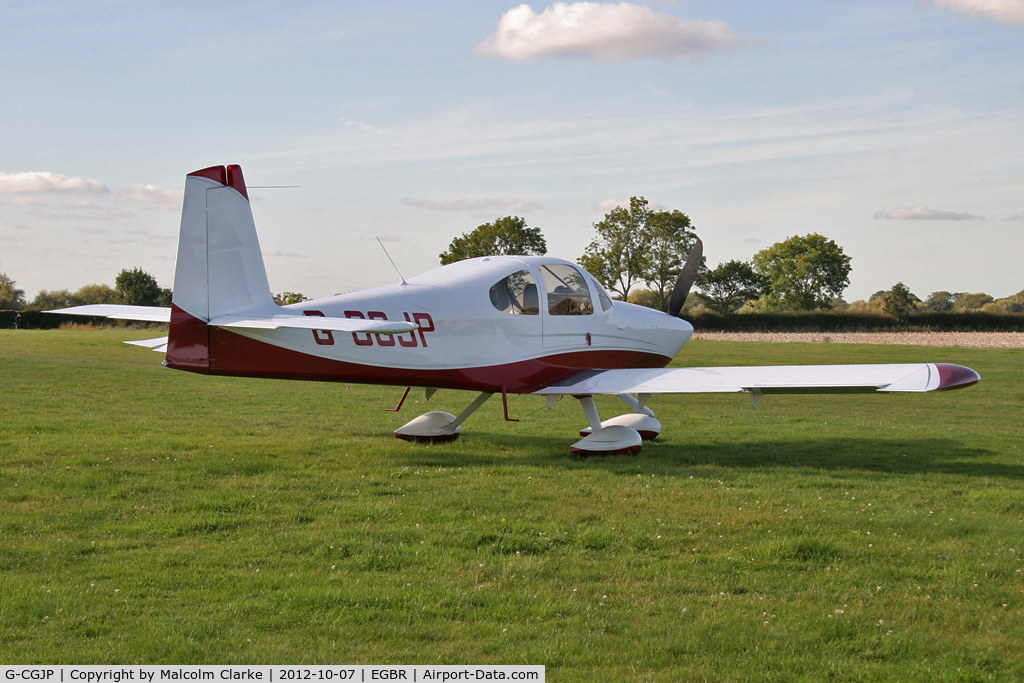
(46, 305, 418, 334)
(534, 363, 980, 402)
(125, 336, 169, 353)
(47, 304, 171, 322)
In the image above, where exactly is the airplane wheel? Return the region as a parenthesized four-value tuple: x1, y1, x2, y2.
(571, 425, 643, 456)
(394, 411, 460, 443)
(579, 414, 662, 441)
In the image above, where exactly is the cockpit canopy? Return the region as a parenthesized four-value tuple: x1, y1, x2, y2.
(488, 262, 613, 316)
(489, 269, 539, 315)
(538, 263, 593, 315)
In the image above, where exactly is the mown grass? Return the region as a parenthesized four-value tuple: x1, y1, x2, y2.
(1, 329, 1022, 680)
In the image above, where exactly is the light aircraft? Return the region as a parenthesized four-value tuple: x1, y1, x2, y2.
(50, 165, 981, 455)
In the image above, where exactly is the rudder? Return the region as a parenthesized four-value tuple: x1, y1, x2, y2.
(166, 164, 274, 373)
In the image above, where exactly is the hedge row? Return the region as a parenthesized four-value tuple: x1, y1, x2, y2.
(0, 310, 165, 330)
(681, 311, 1024, 332)
(4, 309, 1024, 332)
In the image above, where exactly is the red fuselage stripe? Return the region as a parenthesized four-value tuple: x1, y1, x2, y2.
(167, 306, 669, 393)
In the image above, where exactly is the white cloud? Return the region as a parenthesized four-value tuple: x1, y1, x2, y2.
(0, 171, 108, 194)
(377, 233, 402, 242)
(475, 2, 741, 61)
(593, 198, 665, 211)
(403, 197, 543, 212)
(594, 198, 626, 211)
(743, 237, 760, 243)
(10, 197, 47, 206)
(873, 205, 981, 220)
(920, 0, 1024, 25)
(115, 184, 182, 210)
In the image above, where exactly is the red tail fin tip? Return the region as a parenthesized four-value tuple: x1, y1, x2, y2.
(226, 164, 249, 201)
(187, 165, 227, 184)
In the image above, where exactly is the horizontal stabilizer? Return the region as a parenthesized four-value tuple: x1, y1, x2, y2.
(208, 314, 418, 334)
(46, 304, 171, 322)
(125, 336, 168, 353)
(534, 363, 980, 396)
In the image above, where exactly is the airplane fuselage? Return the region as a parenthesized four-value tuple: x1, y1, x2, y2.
(168, 255, 693, 393)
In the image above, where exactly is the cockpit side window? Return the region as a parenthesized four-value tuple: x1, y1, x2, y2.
(539, 263, 594, 316)
(594, 280, 614, 311)
(489, 270, 540, 315)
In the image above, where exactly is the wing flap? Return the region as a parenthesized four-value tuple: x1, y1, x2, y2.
(208, 314, 418, 334)
(46, 304, 171, 322)
(534, 363, 979, 396)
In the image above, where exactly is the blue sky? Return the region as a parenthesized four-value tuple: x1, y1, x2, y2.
(1, 0, 1021, 301)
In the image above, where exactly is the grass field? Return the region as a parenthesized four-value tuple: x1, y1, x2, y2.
(1, 329, 1022, 680)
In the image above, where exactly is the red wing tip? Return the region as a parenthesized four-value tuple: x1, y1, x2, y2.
(935, 363, 981, 390)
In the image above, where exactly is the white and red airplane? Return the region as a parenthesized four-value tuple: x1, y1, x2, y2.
(51, 165, 980, 455)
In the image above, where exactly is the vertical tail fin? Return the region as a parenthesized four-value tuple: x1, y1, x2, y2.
(166, 164, 274, 373)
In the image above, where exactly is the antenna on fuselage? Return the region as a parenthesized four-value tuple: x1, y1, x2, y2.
(376, 236, 408, 286)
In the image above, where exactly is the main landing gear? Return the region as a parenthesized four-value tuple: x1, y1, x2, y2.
(569, 394, 661, 456)
(393, 391, 493, 444)
(392, 387, 660, 456)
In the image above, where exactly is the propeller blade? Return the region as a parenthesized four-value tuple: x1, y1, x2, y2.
(667, 237, 703, 318)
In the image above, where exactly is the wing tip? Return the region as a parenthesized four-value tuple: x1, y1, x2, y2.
(935, 363, 981, 390)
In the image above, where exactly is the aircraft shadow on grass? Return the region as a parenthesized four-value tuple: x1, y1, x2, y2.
(392, 435, 1017, 481)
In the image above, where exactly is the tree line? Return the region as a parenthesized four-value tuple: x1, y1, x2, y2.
(0, 266, 314, 313)
(1, 268, 172, 311)
(5, 199, 1020, 320)
(436, 198, 1023, 319)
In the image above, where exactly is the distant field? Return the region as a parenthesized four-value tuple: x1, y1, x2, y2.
(1, 329, 1022, 681)
(694, 331, 1024, 348)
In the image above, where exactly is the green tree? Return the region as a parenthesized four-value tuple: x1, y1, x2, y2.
(74, 283, 118, 305)
(579, 197, 653, 302)
(580, 197, 700, 306)
(883, 282, 916, 324)
(696, 260, 766, 314)
(627, 288, 662, 310)
(646, 209, 699, 311)
(923, 291, 954, 312)
(439, 216, 546, 265)
(752, 234, 852, 311)
(981, 289, 1024, 314)
(274, 292, 310, 305)
(115, 268, 164, 306)
(952, 292, 994, 312)
(29, 289, 77, 311)
(0, 271, 26, 310)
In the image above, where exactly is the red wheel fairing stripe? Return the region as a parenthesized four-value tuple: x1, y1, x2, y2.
(571, 444, 642, 456)
(198, 324, 669, 394)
